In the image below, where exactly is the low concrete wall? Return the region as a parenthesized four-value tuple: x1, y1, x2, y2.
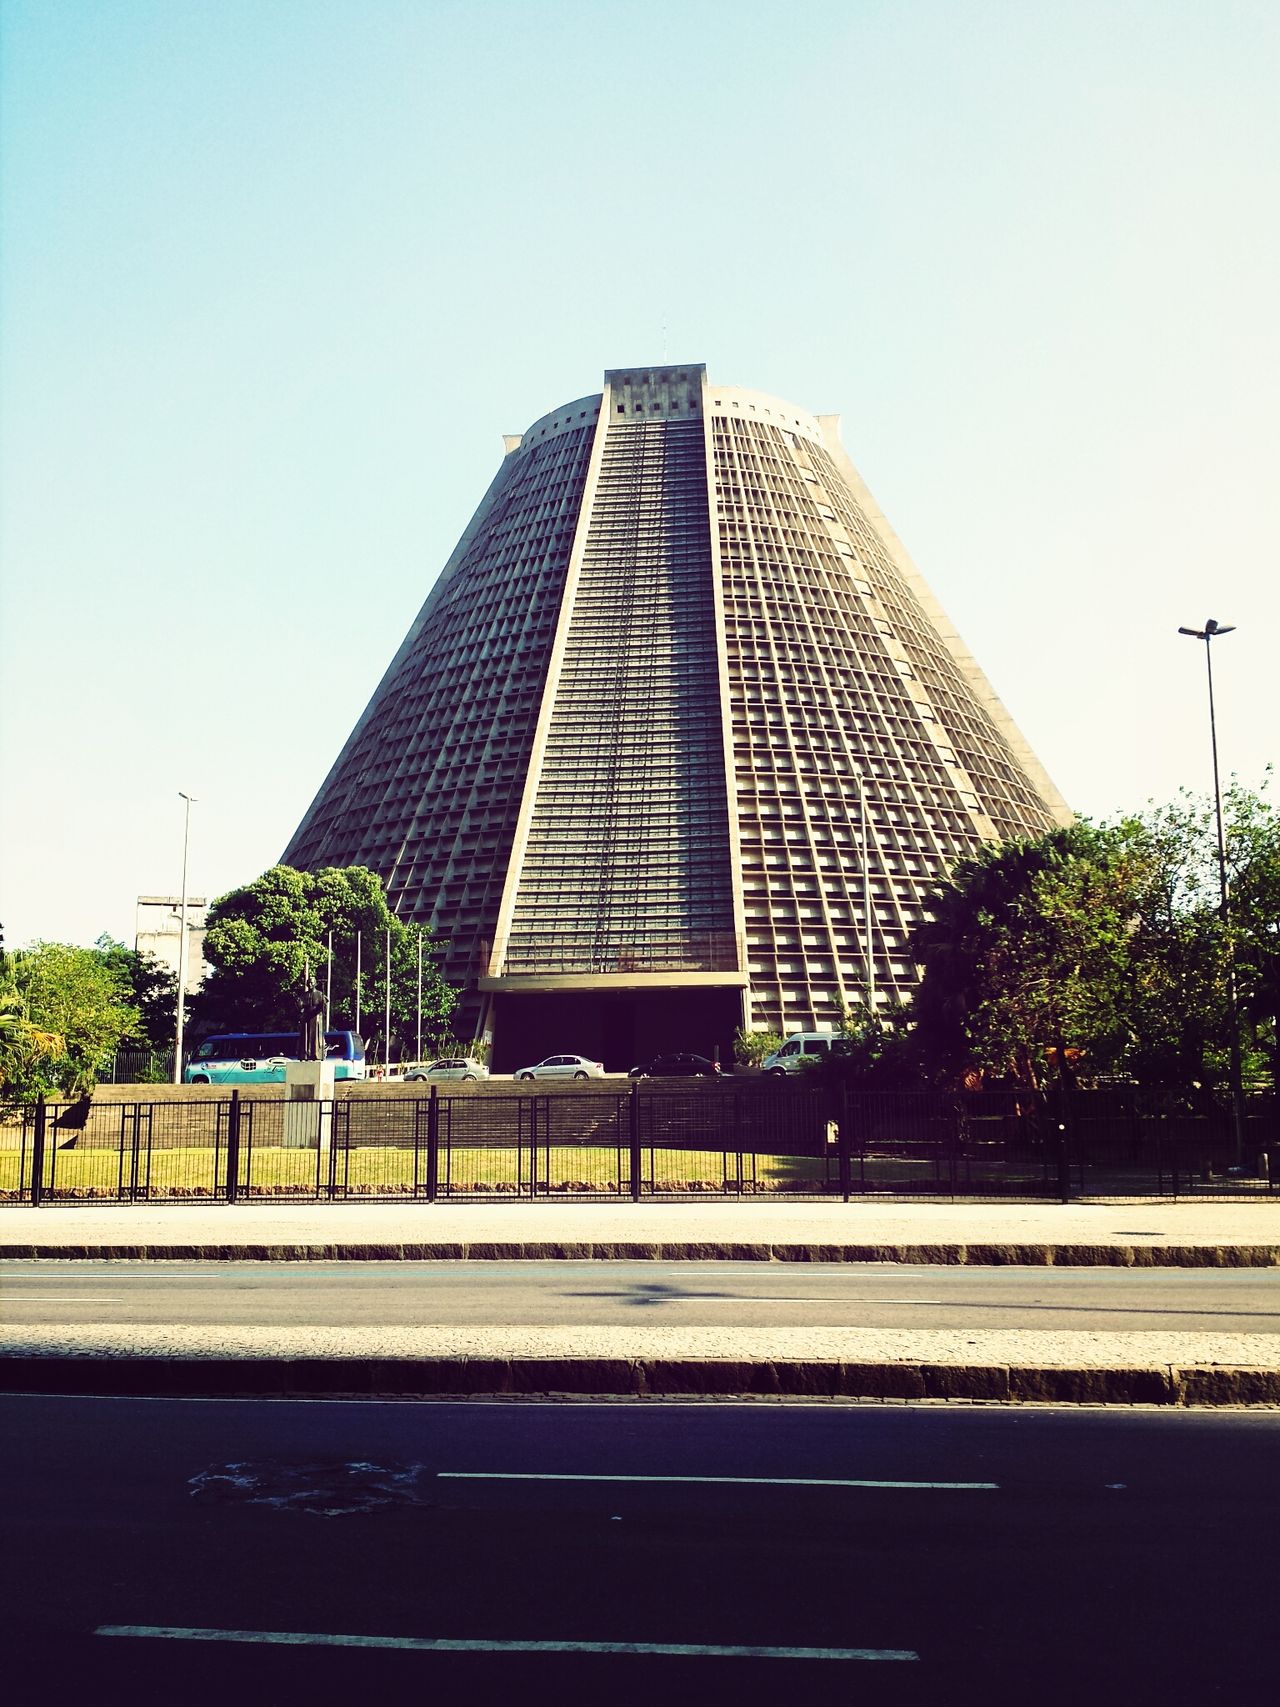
(3, 1075, 763, 1150)
(79, 1077, 742, 1106)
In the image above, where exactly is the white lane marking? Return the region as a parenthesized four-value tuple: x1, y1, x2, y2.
(48, 1394, 886, 1411)
(96, 1625, 918, 1661)
(663, 1297, 945, 1306)
(3, 1278, 230, 1285)
(438, 1472, 998, 1491)
(2, 1295, 124, 1302)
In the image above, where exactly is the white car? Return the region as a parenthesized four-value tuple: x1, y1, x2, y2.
(515, 1054, 605, 1081)
(404, 1058, 489, 1082)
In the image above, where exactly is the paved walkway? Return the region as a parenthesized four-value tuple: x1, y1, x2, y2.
(3, 1201, 1278, 1407)
(2, 1197, 1278, 1264)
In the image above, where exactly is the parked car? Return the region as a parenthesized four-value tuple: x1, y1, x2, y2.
(515, 1054, 605, 1080)
(404, 1058, 489, 1082)
(628, 1052, 721, 1079)
(761, 1033, 850, 1076)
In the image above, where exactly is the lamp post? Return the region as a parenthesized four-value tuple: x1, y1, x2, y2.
(172, 791, 197, 1084)
(1177, 619, 1247, 1165)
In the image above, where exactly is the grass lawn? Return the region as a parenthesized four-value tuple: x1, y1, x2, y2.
(0, 1144, 838, 1199)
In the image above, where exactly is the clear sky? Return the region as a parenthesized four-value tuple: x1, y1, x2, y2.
(2, 0, 1276, 951)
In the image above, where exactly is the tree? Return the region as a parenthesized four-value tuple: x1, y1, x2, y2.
(1224, 779, 1280, 1088)
(907, 786, 1279, 1099)
(192, 865, 457, 1060)
(1103, 786, 1279, 1098)
(93, 936, 177, 1051)
(826, 1000, 924, 1089)
(1, 940, 141, 1101)
(192, 866, 321, 1031)
(1109, 796, 1233, 1099)
(909, 823, 1146, 1089)
(733, 1027, 783, 1068)
(0, 927, 60, 1103)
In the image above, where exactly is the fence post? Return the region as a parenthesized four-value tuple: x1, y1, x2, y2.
(629, 1083, 642, 1202)
(30, 1096, 47, 1207)
(1052, 1088, 1071, 1203)
(426, 1085, 440, 1202)
(225, 1090, 241, 1204)
(838, 1086, 852, 1203)
(324, 1102, 338, 1200)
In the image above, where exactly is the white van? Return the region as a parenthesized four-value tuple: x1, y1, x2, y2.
(761, 1033, 846, 1076)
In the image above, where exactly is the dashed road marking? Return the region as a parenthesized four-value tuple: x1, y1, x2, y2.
(96, 1625, 919, 1661)
(438, 1471, 998, 1490)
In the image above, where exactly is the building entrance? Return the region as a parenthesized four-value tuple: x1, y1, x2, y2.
(490, 987, 744, 1075)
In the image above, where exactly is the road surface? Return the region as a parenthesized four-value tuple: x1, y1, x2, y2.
(3, 1257, 1279, 1333)
(1, 1393, 1275, 1705)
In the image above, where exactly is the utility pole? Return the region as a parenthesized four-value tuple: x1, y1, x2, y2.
(1178, 619, 1247, 1166)
(171, 792, 197, 1084)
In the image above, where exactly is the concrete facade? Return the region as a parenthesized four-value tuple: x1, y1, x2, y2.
(283, 366, 1070, 1068)
(134, 895, 208, 989)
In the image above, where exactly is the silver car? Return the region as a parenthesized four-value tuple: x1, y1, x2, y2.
(404, 1057, 489, 1082)
(515, 1054, 605, 1081)
(761, 1033, 849, 1076)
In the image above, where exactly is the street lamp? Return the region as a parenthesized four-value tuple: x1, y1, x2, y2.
(1177, 620, 1246, 1164)
(172, 792, 197, 1084)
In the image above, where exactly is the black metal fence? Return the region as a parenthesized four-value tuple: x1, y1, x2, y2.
(99, 1049, 176, 1085)
(3, 1084, 1277, 1206)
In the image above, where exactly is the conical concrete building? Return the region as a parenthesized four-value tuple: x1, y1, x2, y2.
(284, 364, 1069, 1069)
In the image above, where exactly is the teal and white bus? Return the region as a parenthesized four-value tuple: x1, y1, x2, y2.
(184, 1031, 366, 1085)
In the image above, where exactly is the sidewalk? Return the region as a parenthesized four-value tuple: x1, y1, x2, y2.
(2, 1197, 1279, 1264)
(3, 1200, 1278, 1408)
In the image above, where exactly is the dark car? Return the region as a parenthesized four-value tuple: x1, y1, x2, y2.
(628, 1052, 721, 1079)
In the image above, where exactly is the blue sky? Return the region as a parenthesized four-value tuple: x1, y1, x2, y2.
(2, 0, 1277, 949)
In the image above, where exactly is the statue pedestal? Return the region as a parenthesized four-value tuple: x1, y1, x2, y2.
(283, 1061, 336, 1149)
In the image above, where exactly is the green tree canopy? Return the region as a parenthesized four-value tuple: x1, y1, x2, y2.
(909, 822, 1144, 1089)
(830, 1000, 924, 1090)
(1, 939, 141, 1100)
(908, 784, 1279, 1097)
(192, 865, 457, 1060)
(93, 936, 177, 1051)
(1224, 780, 1280, 1087)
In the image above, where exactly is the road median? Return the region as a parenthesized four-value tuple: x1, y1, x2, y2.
(2, 1349, 1276, 1407)
(3, 1236, 1280, 1266)
(3, 1319, 1277, 1407)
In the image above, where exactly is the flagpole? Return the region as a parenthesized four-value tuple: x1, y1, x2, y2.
(416, 931, 423, 1065)
(384, 926, 392, 1067)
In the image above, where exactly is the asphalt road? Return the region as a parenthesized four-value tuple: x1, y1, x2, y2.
(3, 1258, 1280, 1333)
(1, 1394, 1276, 1706)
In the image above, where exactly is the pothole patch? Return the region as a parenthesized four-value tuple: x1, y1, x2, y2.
(188, 1460, 434, 1516)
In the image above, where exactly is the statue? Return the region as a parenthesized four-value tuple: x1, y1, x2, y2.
(296, 977, 326, 1062)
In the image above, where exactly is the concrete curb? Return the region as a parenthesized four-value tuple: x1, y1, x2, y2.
(2, 1352, 1277, 1406)
(4, 1239, 1280, 1267)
